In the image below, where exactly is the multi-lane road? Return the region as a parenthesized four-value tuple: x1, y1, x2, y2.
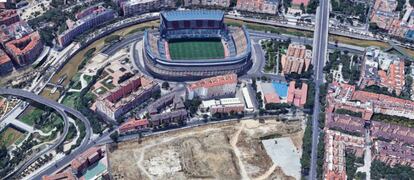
(309, 0, 330, 179)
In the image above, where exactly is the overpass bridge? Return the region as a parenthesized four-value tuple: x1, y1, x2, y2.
(0, 88, 92, 180)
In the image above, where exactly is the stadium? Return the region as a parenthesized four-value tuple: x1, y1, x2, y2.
(143, 10, 252, 81)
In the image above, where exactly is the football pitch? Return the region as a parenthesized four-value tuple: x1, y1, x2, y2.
(168, 39, 225, 60)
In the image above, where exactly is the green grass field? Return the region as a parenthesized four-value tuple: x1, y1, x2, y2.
(168, 39, 224, 60)
(0, 126, 25, 147)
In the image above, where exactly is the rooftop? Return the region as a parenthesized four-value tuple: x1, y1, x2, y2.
(119, 118, 149, 132)
(42, 170, 75, 180)
(188, 73, 237, 90)
(5, 31, 41, 55)
(0, 21, 33, 42)
(162, 10, 224, 22)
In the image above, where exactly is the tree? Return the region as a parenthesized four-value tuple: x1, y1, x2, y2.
(306, 0, 319, 14)
(151, 90, 161, 99)
(300, 3, 305, 12)
(104, 35, 121, 44)
(252, 78, 257, 90)
(202, 114, 209, 122)
(110, 131, 119, 142)
(161, 82, 170, 90)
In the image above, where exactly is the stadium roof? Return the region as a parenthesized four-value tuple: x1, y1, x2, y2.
(161, 10, 224, 22)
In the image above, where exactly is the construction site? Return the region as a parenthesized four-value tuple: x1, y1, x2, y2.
(108, 118, 305, 180)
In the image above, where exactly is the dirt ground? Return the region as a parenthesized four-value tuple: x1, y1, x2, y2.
(108, 119, 304, 180)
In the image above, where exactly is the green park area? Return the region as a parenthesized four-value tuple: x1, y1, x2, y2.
(0, 126, 25, 147)
(18, 107, 64, 134)
(19, 107, 44, 126)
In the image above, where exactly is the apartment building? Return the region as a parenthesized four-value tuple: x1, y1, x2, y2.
(0, 9, 19, 26)
(291, 0, 309, 6)
(57, 6, 116, 47)
(329, 82, 414, 120)
(71, 147, 104, 175)
(371, 121, 414, 144)
(360, 47, 405, 96)
(286, 81, 308, 107)
(119, 118, 149, 134)
(323, 129, 365, 180)
(0, 49, 12, 75)
(147, 93, 184, 115)
(201, 98, 245, 114)
(370, 0, 399, 30)
(373, 141, 414, 168)
(184, 0, 230, 7)
(236, 0, 279, 14)
(95, 75, 160, 120)
(0, 20, 33, 45)
(147, 92, 187, 127)
(149, 109, 188, 127)
(281, 43, 312, 75)
(325, 113, 366, 136)
(5, 31, 43, 66)
(118, 0, 175, 16)
(187, 73, 238, 100)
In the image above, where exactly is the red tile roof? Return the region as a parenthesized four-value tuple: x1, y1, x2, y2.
(188, 73, 237, 90)
(0, 9, 19, 25)
(5, 31, 41, 56)
(287, 81, 308, 107)
(71, 147, 102, 172)
(292, 0, 310, 6)
(42, 170, 76, 180)
(119, 118, 149, 133)
(264, 92, 280, 104)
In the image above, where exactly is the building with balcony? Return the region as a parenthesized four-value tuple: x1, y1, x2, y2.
(281, 43, 312, 75)
(286, 81, 308, 107)
(360, 47, 405, 96)
(187, 73, 238, 100)
(118, 0, 175, 16)
(71, 147, 104, 175)
(184, 0, 231, 8)
(201, 97, 245, 114)
(119, 118, 149, 134)
(95, 75, 160, 120)
(5, 31, 43, 66)
(323, 129, 365, 180)
(0, 20, 33, 45)
(0, 9, 19, 26)
(57, 6, 116, 47)
(0, 49, 12, 75)
(370, 0, 399, 30)
(236, 0, 279, 14)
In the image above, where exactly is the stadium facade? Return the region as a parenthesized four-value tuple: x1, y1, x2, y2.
(142, 10, 252, 81)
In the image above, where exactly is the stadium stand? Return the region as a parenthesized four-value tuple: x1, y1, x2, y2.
(142, 10, 251, 81)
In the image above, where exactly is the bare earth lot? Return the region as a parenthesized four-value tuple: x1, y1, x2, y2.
(108, 119, 304, 180)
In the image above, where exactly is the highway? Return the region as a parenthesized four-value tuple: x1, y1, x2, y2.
(0, 88, 92, 180)
(309, 0, 330, 179)
(101, 32, 144, 56)
(227, 15, 376, 41)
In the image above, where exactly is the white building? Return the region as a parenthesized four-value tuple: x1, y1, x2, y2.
(187, 73, 238, 100)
